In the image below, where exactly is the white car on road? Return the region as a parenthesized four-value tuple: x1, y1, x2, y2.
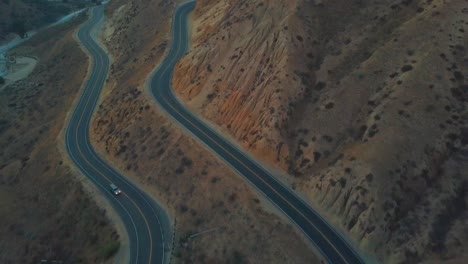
(109, 183, 122, 195)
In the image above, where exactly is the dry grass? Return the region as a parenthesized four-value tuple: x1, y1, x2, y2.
(172, 0, 468, 263)
(0, 17, 117, 263)
(91, 0, 321, 263)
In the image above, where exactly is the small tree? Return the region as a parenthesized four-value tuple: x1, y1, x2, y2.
(10, 20, 27, 38)
(0, 77, 5, 85)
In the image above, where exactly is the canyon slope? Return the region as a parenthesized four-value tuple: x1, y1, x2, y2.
(90, 0, 319, 262)
(173, 0, 468, 263)
(0, 18, 118, 263)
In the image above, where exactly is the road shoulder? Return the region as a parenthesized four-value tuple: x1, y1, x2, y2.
(57, 7, 130, 264)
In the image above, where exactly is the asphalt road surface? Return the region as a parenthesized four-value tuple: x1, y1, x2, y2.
(150, 1, 366, 264)
(66, 5, 171, 264)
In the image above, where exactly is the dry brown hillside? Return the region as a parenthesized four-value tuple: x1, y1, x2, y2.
(173, 0, 468, 263)
(90, 0, 320, 263)
(0, 18, 118, 263)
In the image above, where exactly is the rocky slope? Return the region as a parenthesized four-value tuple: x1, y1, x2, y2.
(173, 0, 468, 263)
(0, 19, 118, 263)
(90, 0, 319, 262)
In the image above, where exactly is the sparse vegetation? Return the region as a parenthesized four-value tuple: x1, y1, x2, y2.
(91, 0, 468, 263)
(166, 0, 468, 262)
(0, 18, 116, 263)
(88, 0, 320, 262)
(401, 64, 413, 72)
(100, 241, 120, 259)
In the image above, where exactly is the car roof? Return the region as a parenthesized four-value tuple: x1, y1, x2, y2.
(110, 183, 118, 189)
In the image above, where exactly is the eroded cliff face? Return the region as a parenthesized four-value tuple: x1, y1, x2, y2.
(174, 0, 468, 262)
(174, 0, 308, 168)
(90, 0, 319, 262)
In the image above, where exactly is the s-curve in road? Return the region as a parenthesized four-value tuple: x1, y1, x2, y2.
(149, 1, 366, 264)
(66, 5, 171, 264)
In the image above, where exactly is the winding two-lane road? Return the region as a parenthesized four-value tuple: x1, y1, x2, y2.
(66, 5, 171, 264)
(68, 1, 366, 264)
(150, 1, 366, 264)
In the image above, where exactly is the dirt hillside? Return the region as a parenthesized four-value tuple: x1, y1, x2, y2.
(0, 17, 119, 263)
(90, 0, 321, 262)
(173, 0, 468, 263)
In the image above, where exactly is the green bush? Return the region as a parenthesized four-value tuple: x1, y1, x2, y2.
(100, 241, 120, 259)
